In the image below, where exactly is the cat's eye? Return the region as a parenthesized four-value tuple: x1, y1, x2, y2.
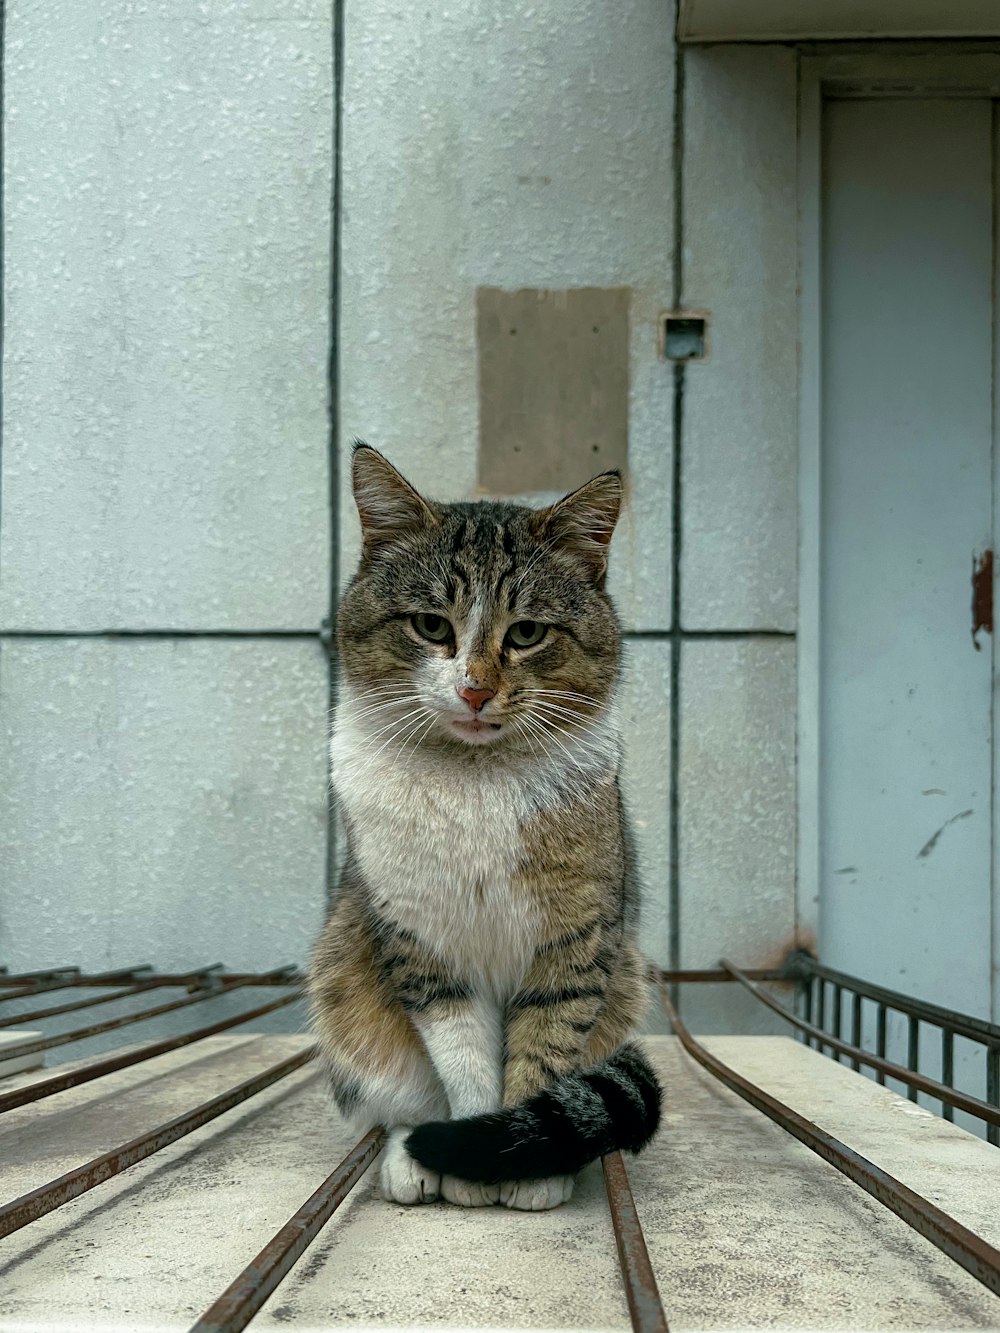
(505, 620, 548, 649)
(411, 612, 453, 643)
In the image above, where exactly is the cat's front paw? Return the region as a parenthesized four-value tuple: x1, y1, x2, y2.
(380, 1127, 441, 1205)
(440, 1176, 501, 1207)
(499, 1176, 574, 1211)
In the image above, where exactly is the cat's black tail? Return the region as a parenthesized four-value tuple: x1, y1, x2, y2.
(405, 1042, 661, 1183)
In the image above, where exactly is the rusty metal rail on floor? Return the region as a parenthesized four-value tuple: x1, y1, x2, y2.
(660, 986, 1000, 1301)
(2, 961, 999, 1331)
(190, 1128, 386, 1333)
(0, 1046, 317, 1239)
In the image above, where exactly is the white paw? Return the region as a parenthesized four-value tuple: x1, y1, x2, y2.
(379, 1127, 441, 1205)
(440, 1175, 501, 1208)
(499, 1176, 575, 1211)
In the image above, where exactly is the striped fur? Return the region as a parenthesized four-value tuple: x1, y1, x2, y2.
(406, 1043, 661, 1182)
(308, 445, 661, 1211)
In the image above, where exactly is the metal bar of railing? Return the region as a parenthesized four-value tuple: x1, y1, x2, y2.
(203, 973, 306, 988)
(602, 1151, 669, 1333)
(0, 991, 303, 1115)
(816, 979, 827, 1052)
(850, 993, 862, 1073)
(875, 1004, 888, 1086)
(0, 968, 295, 998)
(718, 961, 1000, 1131)
(907, 1016, 920, 1103)
(661, 988, 1000, 1300)
(0, 966, 151, 1003)
(7, 969, 296, 1060)
(941, 1030, 955, 1122)
(0, 976, 216, 1029)
(0, 1047, 318, 1238)
(785, 955, 1000, 1047)
(657, 968, 785, 985)
(989, 1048, 1000, 1149)
(831, 983, 843, 1063)
(0, 966, 81, 987)
(189, 1128, 385, 1333)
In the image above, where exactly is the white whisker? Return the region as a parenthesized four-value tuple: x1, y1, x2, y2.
(392, 709, 438, 764)
(347, 694, 424, 723)
(529, 700, 597, 724)
(510, 715, 543, 758)
(359, 704, 430, 748)
(524, 708, 608, 767)
(518, 709, 590, 773)
(524, 687, 605, 708)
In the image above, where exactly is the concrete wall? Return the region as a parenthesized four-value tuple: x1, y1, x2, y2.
(0, 1, 334, 976)
(0, 2, 801, 1032)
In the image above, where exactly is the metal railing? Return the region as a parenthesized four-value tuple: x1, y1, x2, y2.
(777, 951, 1000, 1145)
(1, 959, 998, 1332)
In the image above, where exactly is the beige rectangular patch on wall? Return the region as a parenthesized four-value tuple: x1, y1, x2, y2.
(476, 287, 630, 495)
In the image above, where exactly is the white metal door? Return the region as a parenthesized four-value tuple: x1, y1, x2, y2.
(819, 98, 995, 1028)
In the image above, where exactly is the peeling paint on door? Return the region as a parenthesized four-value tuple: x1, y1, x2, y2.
(971, 548, 993, 649)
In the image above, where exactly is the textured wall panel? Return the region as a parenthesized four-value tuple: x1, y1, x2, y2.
(679, 639, 797, 1034)
(0, 2, 332, 629)
(339, 0, 674, 630)
(681, 47, 798, 631)
(0, 640, 328, 973)
(619, 639, 671, 971)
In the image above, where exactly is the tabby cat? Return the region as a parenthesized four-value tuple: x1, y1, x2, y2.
(308, 444, 661, 1211)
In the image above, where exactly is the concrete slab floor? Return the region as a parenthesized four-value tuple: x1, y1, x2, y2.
(0, 1035, 998, 1331)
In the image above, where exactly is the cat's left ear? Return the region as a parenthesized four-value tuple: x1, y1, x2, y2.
(538, 470, 622, 586)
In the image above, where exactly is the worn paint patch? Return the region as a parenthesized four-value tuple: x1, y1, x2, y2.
(971, 548, 993, 649)
(476, 286, 629, 495)
(917, 809, 973, 860)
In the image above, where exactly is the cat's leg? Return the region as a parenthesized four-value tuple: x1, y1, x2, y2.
(309, 898, 449, 1205)
(379, 1126, 443, 1205)
(408, 991, 505, 1207)
(497, 946, 650, 1209)
(370, 914, 506, 1206)
(497, 932, 610, 1210)
(583, 944, 651, 1063)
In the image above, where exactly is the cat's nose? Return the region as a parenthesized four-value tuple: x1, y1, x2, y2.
(457, 684, 496, 712)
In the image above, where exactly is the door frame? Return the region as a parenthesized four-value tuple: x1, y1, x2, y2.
(796, 51, 1000, 1006)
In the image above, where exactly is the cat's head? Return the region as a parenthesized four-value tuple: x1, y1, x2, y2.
(337, 444, 622, 756)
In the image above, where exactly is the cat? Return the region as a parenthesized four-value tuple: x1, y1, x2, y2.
(307, 443, 661, 1211)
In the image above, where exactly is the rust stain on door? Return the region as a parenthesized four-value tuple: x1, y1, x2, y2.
(971, 548, 993, 649)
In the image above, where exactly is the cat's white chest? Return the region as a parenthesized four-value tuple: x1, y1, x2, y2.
(333, 720, 541, 993)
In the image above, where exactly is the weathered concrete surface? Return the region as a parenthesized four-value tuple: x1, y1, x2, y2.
(1, 1, 332, 631)
(1, 1035, 999, 1330)
(678, 639, 797, 1036)
(0, 639, 328, 977)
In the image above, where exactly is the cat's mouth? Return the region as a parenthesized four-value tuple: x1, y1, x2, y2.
(449, 717, 504, 745)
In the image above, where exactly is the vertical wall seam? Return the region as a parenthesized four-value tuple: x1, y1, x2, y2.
(325, 0, 346, 909)
(991, 96, 998, 1025)
(1, 1, 7, 802)
(793, 50, 803, 953)
(0, 0, 6, 591)
(667, 5, 686, 1005)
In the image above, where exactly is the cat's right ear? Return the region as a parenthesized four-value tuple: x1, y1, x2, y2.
(352, 443, 437, 554)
